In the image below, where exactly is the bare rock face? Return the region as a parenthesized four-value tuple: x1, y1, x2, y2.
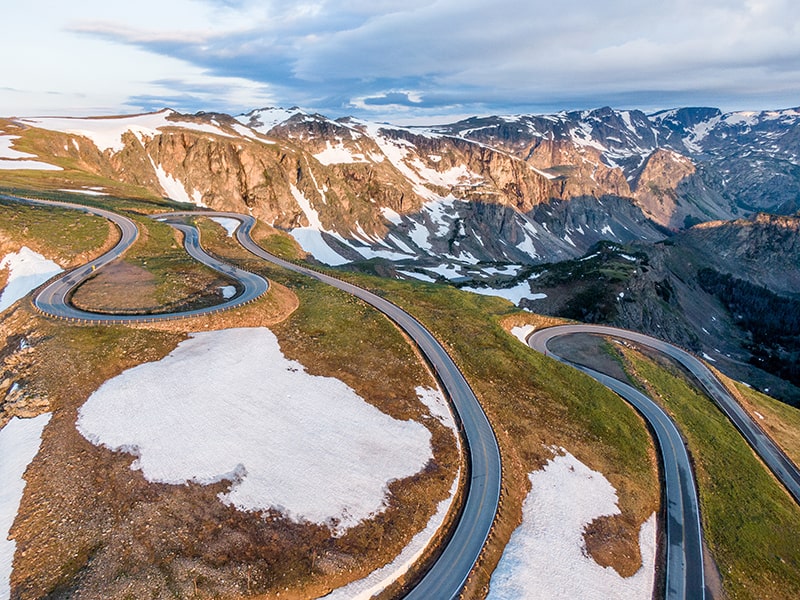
(677, 214, 800, 297)
(8, 104, 800, 269)
(631, 149, 695, 228)
(628, 148, 735, 230)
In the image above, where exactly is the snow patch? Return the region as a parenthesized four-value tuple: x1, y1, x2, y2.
(424, 264, 464, 280)
(314, 141, 369, 165)
(148, 157, 205, 207)
(25, 110, 233, 153)
(415, 386, 457, 435)
(0, 136, 37, 160)
(323, 474, 459, 600)
(290, 229, 349, 266)
(0, 159, 61, 171)
(397, 270, 436, 283)
(463, 282, 546, 306)
(237, 107, 304, 134)
(600, 224, 616, 237)
(209, 217, 240, 237)
(487, 450, 656, 600)
(510, 324, 536, 345)
(1, 413, 51, 600)
(76, 328, 433, 533)
(291, 184, 324, 230)
(57, 188, 107, 197)
(0, 247, 63, 312)
(219, 286, 236, 299)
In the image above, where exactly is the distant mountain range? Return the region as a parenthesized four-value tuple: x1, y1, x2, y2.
(2, 105, 797, 271)
(2, 104, 799, 400)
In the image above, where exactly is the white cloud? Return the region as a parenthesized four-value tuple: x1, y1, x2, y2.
(2, 0, 800, 119)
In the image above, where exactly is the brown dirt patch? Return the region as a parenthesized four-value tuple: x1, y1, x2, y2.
(583, 513, 645, 577)
(548, 333, 632, 382)
(70, 260, 158, 310)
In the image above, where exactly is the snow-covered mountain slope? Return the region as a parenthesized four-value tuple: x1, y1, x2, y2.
(4, 104, 798, 277)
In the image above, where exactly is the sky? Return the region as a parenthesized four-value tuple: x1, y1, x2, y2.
(2, 0, 799, 123)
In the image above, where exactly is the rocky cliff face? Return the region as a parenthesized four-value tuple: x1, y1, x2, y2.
(674, 214, 800, 297)
(5, 104, 799, 275)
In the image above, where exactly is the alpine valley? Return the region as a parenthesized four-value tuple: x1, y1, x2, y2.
(2, 104, 799, 403)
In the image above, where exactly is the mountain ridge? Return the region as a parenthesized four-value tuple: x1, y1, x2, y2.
(2, 103, 798, 278)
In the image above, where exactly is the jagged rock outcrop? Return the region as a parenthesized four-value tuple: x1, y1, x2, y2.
(5, 104, 799, 271)
(675, 214, 800, 297)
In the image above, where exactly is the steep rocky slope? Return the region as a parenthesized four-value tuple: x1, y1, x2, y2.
(2, 104, 798, 280)
(478, 214, 800, 403)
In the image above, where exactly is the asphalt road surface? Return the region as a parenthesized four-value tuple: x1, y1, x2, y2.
(528, 325, 706, 600)
(1, 196, 268, 322)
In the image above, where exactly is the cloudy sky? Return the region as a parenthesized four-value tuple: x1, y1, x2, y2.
(3, 0, 799, 122)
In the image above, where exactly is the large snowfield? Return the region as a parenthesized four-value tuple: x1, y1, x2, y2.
(22, 110, 233, 154)
(76, 327, 435, 532)
(486, 450, 656, 600)
(0, 413, 51, 600)
(0, 247, 63, 312)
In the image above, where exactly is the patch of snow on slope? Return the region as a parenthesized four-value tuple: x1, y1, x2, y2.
(685, 115, 722, 153)
(0, 247, 63, 312)
(462, 281, 546, 306)
(510, 324, 536, 345)
(361, 123, 441, 201)
(229, 122, 276, 143)
(24, 110, 233, 153)
(406, 220, 434, 252)
(723, 111, 758, 127)
(425, 264, 465, 280)
(290, 229, 350, 266)
(237, 107, 304, 133)
(324, 473, 459, 600)
(150, 161, 204, 206)
(325, 387, 461, 599)
(423, 197, 461, 237)
(314, 141, 368, 165)
(288, 184, 353, 265)
(1, 413, 51, 600)
(600, 224, 616, 237)
(415, 386, 457, 435)
(0, 136, 37, 160)
(487, 450, 656, 600)
(76, 328, 433, 533)
(0, 160, 61, 171)
(0, 132, 61, 169)
(397, 270, 436, 283)
(210, 217, 240, 237)
(407, 158, 483, 188)
(350, 245, 415, 262)
(291, 184, 324, 230)
(57, 188, 108, 196)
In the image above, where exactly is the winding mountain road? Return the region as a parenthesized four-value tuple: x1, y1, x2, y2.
(6, 198, 501, 600)
(529, 322, 800, 599)
(528, 325, 706, 600)
(163, 210, 502, 600)
(1, 196, 268, 322)
(530, 324, 800, 506)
